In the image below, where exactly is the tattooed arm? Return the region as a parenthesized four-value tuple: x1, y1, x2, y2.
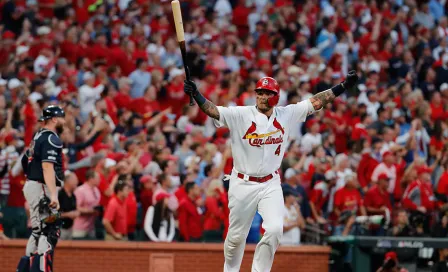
(309, 89, 336, 111)
(184, 80, 220, 120)
(198, 99, 220, 120)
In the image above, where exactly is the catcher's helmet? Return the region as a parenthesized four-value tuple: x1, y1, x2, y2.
(255, 77, 280, 107)
(38, 105, 65, 122)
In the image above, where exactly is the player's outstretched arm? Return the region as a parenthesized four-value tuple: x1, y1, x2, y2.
(309, 90, 336, 111)
(309, 70, 359, 111)
(184, 80, 220, 120)
(198, 99, 220, 120)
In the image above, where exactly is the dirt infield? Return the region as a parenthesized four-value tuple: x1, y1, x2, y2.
(0, 240, 330, 272)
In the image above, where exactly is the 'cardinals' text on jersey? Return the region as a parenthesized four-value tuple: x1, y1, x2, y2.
(214, 100, 314, 176)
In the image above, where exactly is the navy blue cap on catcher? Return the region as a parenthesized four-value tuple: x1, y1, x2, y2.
(38, 105, 65, 122)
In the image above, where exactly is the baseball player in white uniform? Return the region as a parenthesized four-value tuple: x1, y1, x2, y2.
(184, 70, 359, 272)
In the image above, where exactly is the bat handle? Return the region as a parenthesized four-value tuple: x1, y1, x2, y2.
(185, 65, 195, 106)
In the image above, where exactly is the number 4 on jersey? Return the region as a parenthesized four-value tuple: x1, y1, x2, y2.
(275, 145, 281, 156)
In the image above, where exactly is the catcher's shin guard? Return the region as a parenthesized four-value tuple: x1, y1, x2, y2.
(29, 250, 54, 272)
(16, 255, 31, 272)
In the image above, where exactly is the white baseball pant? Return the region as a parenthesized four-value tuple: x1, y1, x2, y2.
(23, 181, 53, 256)
(224, 170, 284, 272)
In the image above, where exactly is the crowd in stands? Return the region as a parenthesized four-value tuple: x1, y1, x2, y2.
(3, 0, 448, 250)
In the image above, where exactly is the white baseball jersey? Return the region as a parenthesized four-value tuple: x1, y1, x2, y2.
(214, 99, 315, 176)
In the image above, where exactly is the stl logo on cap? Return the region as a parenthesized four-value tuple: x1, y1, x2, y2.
(262, 79, 269, 86)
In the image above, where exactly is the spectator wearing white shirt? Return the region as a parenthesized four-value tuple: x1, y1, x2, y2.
(364, 91, 381, 121)
(129, 59, 151, 98)
(437, 16, 448, 39)
(214, 0, 232, 17)
(380, 127, 397, 154)
(414, 3, 435, 29)
(371, 151, 397, 194)
(301, 120, 322, 153)
(144, 193, 175, 242)
(34, 46, 56, 78)
(396, 118, 431, 159)
(161, 38, 183, 68)
(152, 173, 179, 212)
(78, 72, 104, 122)
(280, 189, 304, 246)
(327, 153, 353, 213)
(432, 37, 448, 61)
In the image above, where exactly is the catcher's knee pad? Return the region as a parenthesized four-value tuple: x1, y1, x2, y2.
(30, 250, 54, 272)
(16, 255, 31, 272)
(41, 224, 60, 250)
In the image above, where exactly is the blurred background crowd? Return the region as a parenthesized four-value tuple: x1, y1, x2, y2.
(2, 0, 448, 268)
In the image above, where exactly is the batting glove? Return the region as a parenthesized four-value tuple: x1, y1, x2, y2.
(342, 70, 359, 90)
(184, 80, 199, 96)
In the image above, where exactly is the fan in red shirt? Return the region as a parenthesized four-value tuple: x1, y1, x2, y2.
(203, 179, 228, 242)
(162, 68, 189, 117)
(402, 166, 436, 214)
(97, 158, 119, 208)
(430, 120, 446, 159)
(357, 138, 383, 191)
(364, 173, 392, 216)
(436, 163, 448, 210)
(351, 114, 372, 142)
(22, 100, 37, 147)
(430, 92, 445, 121)
(87, 33, 110, 64)
(126, 187, 138, 240)
(28, 27, 52, 59)
(59, 26, 80, 64)
(3, 170, 27, 238)
(0, 31, 15, 68)
(174, 178, 193, 204)
(130, 86, 161, 123)
(102, 179, 129, 241)
(333, 174, 366, 236)
(149, 15, 171, 42)
(140, 175, 155, 223)
(309, 170, 337, 224)
(116, 174, 137, 240)
(329, 98, 350, 154)
(109, 40, 136, 76)
(232, 2, 251, 38)
(178, 182, 203, 242)
(114, 78, 133, 110)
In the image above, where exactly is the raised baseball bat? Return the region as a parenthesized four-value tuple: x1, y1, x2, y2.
(171, 0, 194, 106)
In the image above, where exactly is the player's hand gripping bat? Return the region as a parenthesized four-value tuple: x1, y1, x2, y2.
(171, 0, 194, 106)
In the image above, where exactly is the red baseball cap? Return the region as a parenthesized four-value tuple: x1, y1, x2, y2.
(119, 135, 127, 142)
(382, 151, 393, 159)
(306, 119, 320, 129)
(107, 152, 126, 162)
(257, 59, 271, 67)
(4, 133, 17, 145)
(2, 31, 15, 39)
(384, 251, 397, 262)
(417, 166, 432, 175)
(213, 138, 227, 146)
(57, 89, 70, 101)
(377, 173, 390, 181)
(140, 175, 155, 184)
(167, 155, 178, 161)
(155, 192, 171, 202)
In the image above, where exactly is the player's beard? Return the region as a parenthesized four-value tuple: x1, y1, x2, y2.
(258, 105, 271, 113)
(257, 100, 271, 113)
(56, 124, 64, 135)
